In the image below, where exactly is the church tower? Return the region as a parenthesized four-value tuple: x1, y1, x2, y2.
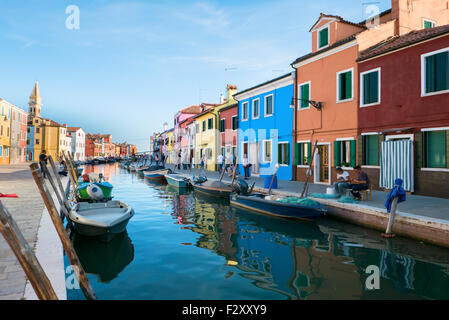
(29, 82, 42, 118)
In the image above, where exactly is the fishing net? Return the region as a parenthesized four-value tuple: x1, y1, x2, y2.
(338, 196, 359, 204)
(277, 197, 321, 207)
(309, 193, 340, 199)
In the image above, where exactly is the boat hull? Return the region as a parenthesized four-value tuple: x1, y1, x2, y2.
(230, 194, 326, 221)
(165, 175, 190, 188)
(193, 184, 232, 198)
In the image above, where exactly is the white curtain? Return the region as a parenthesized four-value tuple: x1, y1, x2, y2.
(380, 140, 414, 192)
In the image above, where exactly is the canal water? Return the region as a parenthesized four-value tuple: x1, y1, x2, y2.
(65, 164, 449, 300)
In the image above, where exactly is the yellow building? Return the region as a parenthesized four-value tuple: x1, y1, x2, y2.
(193, 85, 237, 171)
(166, 129, 174, 164)
(0, 98, 11, 164)
(28, 82, 67, 162)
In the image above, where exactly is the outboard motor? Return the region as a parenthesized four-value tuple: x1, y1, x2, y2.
(233, 179, 249, 195)
(192, 176, 207, 185)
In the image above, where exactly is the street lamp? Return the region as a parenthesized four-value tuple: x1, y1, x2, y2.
(290, 98, 323, 110)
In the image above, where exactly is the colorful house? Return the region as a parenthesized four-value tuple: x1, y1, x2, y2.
(235, 74, 294, 181)
(218, 102, 238, 159)
(291, 0, 449, 186)
(193, 105, 217, 171)
(357, 25, 449, 198)
(10, 104, 28, 164)
(0, 98, 12, 165)
(174, 105, 203, 162)
(67, 127, 86, 161)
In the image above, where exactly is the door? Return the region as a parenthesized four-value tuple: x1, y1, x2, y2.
(315, 145, 329, 184)
(249, 142, 259, 174)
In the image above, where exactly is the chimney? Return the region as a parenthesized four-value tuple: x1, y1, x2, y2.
(163, 122, 168, 132)
(220, 94, 226, 104)
(227, 84, 237, 101)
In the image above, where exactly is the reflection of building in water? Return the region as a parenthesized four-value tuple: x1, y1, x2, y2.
(380, 250, 415, 291)
(83, 163, 117, 181)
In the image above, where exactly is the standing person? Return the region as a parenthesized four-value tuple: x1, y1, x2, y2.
(225, 152, 232, 174)
(243, 154, 250, 180)
(217, 153, 224, 175)
(178, 151, 182, 170)
(161, 153, 166, 168)
(155, 152, 160, 166)
(333, 167, 351, 196)
(39, 150, 48, 178)
(349, 165, 370, 200)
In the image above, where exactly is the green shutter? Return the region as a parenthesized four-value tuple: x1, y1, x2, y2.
(365, 135, 379, 166)
(294, 143, 300, 165)
(278, 144, 282, 164)
(350, 140, 357, 168)
(436, 52, 448, 92)
(346, 72, 352, 99)
(319, 28, 329, 48)
(334, 140, 341, 167)
(301, 84, 309, 108)
(307, 143, 312, 165)
(426, 131, 446, 168)
(286, 143, 290, 165)
(424, 21, 434, 29)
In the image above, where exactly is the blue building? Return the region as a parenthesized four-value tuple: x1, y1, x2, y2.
(235, 73, 294, 181)
(26, 125, 35, 161)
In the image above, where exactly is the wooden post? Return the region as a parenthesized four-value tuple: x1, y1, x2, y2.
(300, 141, 318, 199)
(67, 151, 78, 178)
(218, 161, 226, 182)
(48, 156, 66, 201)
(63, 152, 78, 191)
(231, 156, 239, 186)
(65, 152, 79, 184)
(382, 197, 398, 238)
(41, 164, 73, 227)
(29, 163, 97, 300)
(268, 165, 280, 195)
(0, 201, 58, 300)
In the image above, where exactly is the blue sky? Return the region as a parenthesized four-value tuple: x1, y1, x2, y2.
(0, 0, 390, 151)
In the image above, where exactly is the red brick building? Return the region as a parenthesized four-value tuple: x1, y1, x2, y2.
(357, 25, 449, 198)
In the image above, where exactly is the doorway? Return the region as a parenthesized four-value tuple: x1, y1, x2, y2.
(314, 144, 330, 184)
(249, 142, 259, 174)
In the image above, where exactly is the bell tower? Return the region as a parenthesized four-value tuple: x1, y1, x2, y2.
(29, 82, 42, 118)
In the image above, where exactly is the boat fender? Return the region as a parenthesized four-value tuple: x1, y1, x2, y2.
(87, 184, 104, 200)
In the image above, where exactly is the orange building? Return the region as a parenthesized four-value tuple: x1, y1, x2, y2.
(291, 0, 449, 185)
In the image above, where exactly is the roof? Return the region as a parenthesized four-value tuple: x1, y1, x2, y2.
(193, 107, 215, 119)
(67, 127, 81, 132)
(180, 105, 203, 114)
(218, 102, 238, 113)
(309, 13, 366, 32)
(234, 73, 293, 98)
(358, 8, 392, 25)
(358, 24, 449, 62)
(291, 34, 357, 66)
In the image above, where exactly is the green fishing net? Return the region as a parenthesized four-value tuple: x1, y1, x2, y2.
(309, 193, 340, 199)
(277, 197, 320, 207)
(337, 196, 359, 204)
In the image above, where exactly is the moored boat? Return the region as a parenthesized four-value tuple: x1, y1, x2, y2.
(143, 168, 171, 183)
(69, 200, 135, 241)
(230, 193, 327, 221)
(165, 174, 191, 188)
(193, 180, 233, 199)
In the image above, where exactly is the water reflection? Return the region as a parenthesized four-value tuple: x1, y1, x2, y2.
(72, 231, 134, 283)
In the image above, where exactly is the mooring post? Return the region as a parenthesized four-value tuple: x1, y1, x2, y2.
(382, 197, 398, 238)
(63, 152, 78, 191)
(0, 201, 58, 300)
(300, 141, 318, 198)
(268, 164, 280, 195)
(231, 156, 239, 186)
(65, 152, 78, 185)
(29, 163, 97, 300)
(48, 156, 67, 200)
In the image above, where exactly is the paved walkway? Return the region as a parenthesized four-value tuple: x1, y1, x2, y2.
(166, 164, 449, 222)
(0, 164, 45, 300)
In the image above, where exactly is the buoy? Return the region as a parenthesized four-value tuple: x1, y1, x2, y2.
(86, 184, 104, 200)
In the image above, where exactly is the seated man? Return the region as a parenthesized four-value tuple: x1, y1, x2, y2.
(333, 167, 350, 196)
(349, 165, 370, 200)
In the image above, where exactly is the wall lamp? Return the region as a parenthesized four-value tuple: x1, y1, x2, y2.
(290, 98, 323, 110)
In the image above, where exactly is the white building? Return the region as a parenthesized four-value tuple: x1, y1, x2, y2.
(67, 127, 86, 161)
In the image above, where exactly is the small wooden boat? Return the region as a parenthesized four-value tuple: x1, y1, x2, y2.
(165, 174, 191, 188)
(143, 169, 171, 182)
(193, 180, 233, 199)
(69, 201, 135, 241)
(230, 194, 327, 221)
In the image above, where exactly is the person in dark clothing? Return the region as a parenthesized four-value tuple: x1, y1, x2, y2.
(350, 165, 370, 200)
(39, 150, 48, 178)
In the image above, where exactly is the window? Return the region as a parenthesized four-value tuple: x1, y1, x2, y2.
(36, 127, 40, 134)
(1, 106, 4, 116)
(252, 99, 259, 119)
(361, 68, 381, 106)
(195, 123, 199, 134)
(337, 69, 353, 102)
(207, 118, 213, 130)
(219, 119, 225, 133)
(265, 95, 273, 116)
(242, 102, 249, 120)
(363, 135, 379, 166)
(295, 142, 311, 166)
(318, 26, 329, 49)
(298, 82, 311, 109)
(424, 131, 446, 168)
(232, 116, 238, 130)
(334, 140, 357, 167)
(263, 140, 272, 163)
(422, 48, 449, 95)
(278, 143, 290, 165)
(424, 19, 436, 29)
(36, 139, 40, 145)
(202, 120, 206, 132)
(242, 142, 249, 158)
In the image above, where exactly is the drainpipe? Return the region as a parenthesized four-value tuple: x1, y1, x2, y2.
(291, 66, 298, 181)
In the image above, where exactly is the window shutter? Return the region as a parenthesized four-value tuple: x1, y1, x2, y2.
(370, 72, 378, 103)
(435, 52, 448, 92)
(334, 141, 341, 167)
(294, 143, 300, 165)
(307, 142, 312, 165)
(277, 144, 282, 164)
(350, 140, 357, 168)
(286, 143, 290, 165)
(346, 72, 352, 99)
